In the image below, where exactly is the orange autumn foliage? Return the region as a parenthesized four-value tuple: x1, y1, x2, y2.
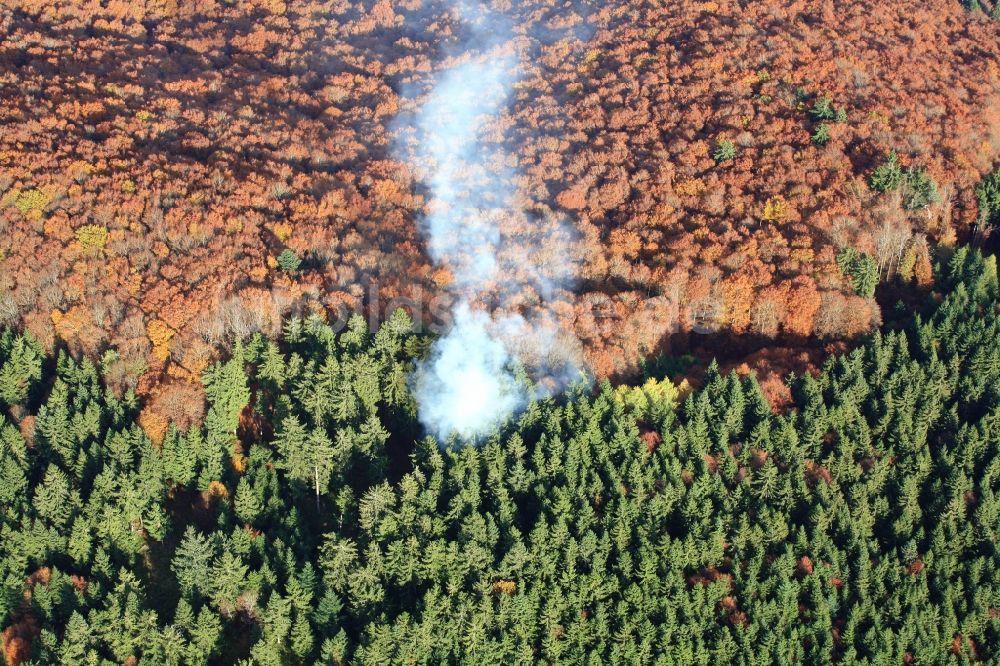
(0, 0, 998, 392)
(2, 616, 37, 666)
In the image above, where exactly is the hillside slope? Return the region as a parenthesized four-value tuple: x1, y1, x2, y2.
(0, 246, 997, 663)
(1, 0, 999, 402)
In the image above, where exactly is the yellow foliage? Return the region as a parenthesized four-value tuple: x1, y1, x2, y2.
(75, 224, 109, 250)
(135, 110, 153, 122)
(700, 243, 724, 262)
(675, 178, 706, 197)
(51, 306, 91, 339)
(68, 160, 94, 185)
(148, 320, 174, 347)
(762, 196, 789, 223)
(790, 248, 815, 264)
(897, 245, 917, 282)
(14, 188, 51, 216)
(271, 222, 293, 242)
(0, 188, 18, 210)
(125, 272, 142, 296)
(613, 377, 683, 421)
(121, 179, 137, 193)
(207, 481, 230, 500)
(492, 580, 517, 596)
(147, 319, 175, 362)
(232, 449, 248, 474)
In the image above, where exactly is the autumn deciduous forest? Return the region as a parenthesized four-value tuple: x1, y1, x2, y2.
(2, 0, 1000, 663)
(2, 0, 1000, 397)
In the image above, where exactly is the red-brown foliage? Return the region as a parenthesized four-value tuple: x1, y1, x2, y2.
(805, 460, 834, 486)
(1, 0, 999, 390)
(640, 430, 661, 452)
(1, 616, 37, 666)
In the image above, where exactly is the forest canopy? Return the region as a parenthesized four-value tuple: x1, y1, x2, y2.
(0, 245, 997, 663)
(1, 0, 1000, 395)
(3, 0, 1000, 662)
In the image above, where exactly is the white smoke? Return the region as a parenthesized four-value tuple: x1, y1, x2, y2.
(414, 303, 522, 439)
(398, 1, 584, 442)
(415, 56, 514, 290)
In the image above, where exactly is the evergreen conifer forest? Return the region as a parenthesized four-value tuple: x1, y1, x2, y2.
(0, 246, 997, 664)
(4, 0, 1000, 663)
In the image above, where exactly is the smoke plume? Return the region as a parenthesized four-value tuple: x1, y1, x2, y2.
(395, 2, 583, 442)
